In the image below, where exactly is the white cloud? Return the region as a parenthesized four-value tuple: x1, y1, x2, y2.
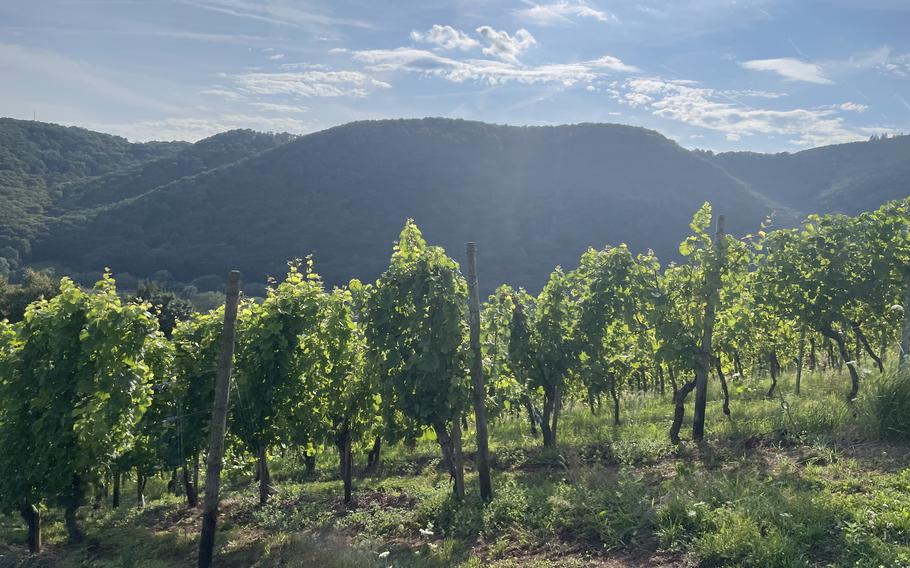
(410, 25, 479, 51)
(614, 77, 874, 146)
(835, 101, 869, 113)
(266, 53, 285, 61)
(847, 46, 910, 78)
(517, 1, 616, 25)
(740, 58, 832, 84)
(249, 102, 308, 113)
(76, 114, 311, 142)
(475, 27, 536, 64)
(590, 55, 639, 73)
(230, 70, 390, 98)
(351, 47, 638, 86)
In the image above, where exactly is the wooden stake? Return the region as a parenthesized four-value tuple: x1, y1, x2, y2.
(466, 242, 493, 502)
(900, 283, 910, 368)
(198, 271, 241, 568)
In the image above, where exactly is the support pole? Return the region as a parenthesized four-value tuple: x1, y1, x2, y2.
(198, 271, 241, 568)
(466, 242, 493, 502)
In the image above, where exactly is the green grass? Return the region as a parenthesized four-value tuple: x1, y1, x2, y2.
(5, 365, 910, 567)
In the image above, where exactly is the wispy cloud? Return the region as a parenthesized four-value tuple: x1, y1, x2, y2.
(614, 77, 875, 146)
(740, 58, 832, 84)
(410, 25, 479, 51)
(175, 0, 373, 30)
(0, 43, 182, 114)
(203, 69, 391, 100)
(200, 87, 247, 101)
(249, 102, 308, 113)
(77, 114, 311, 142)
(476, 27, 537, 64)
(266, 53, 285, 61)
(846, 46, 910, 78)
(833, 101, 869, 112)
(228, 70, 390, 98)
(352, 48, 638, 86)
(516, 1, 616, 25)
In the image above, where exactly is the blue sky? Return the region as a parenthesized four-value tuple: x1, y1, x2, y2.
(1, 0, 908, 152)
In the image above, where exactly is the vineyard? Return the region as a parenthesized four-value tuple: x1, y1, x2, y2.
(3, 198, 910, 567)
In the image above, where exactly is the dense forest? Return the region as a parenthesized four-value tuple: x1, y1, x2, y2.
(2, 193, 910, 566)
(2, 117, 909, 297)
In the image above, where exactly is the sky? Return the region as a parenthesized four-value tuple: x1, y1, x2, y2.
(1, 0, 909, 152)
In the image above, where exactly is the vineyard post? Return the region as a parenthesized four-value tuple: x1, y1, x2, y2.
(796, 328, 806, 395)
(451, 413, 466, 499)
(692, 215, 725, 442)
(198, 270, 241, 568)
(901, 283, 910, 368)
(466, 242, 493, 502)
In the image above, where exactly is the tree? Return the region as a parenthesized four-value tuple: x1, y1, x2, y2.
(364, 220, 469, 496)
(170, 308, 227, 507)
(510, 267, 578, 448)
(574, 244, 656, 426)
(233, 261, 322, 505)
(0, 318, 43, 553)
(649, 204, 728, 443)
(481, 285, 539, 431)
(756, 215, 871, 401)
(134, 280, 194, 338)
(298, 284, 376, 503)
(0, 268, 58, 323)
(0, 275, 164, 545)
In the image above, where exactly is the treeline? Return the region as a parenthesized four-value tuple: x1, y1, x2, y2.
(1, 198, 909, 554)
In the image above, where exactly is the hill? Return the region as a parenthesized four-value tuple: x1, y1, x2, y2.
(0, 118, 187, 267)
(706, 134, 910, 215)
(27, 119, 775, 293)
(53, 129, 296, 211)
(2, 117, 908, 294)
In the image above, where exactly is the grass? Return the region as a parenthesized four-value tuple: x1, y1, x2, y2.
(4, 365, 910, 567)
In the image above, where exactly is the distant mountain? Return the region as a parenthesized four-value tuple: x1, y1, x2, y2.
(53, 129, 296, 211)
(0, 118, 185, 263)
(706, 134, 910, 216)
(0, 117, 907, 294)
(27, 119, 774, 292)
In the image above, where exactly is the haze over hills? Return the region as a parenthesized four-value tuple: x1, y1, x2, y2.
(0, 116, 907, 294)
(705, 135, 910, 217)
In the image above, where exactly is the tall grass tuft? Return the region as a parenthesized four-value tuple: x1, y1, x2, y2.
(859, 366, 910, 442)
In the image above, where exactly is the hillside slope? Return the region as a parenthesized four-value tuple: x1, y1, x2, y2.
(53, 129, 295, 211)
(0, 117, 186, 265)
(707, 134, 910, 215)
(30, 118, 775, 292)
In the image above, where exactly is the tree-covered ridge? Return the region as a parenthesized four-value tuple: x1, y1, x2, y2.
(706, 133, 910, 215)
(53, 129, 296, 210)
(2, 117, 908, 297)
(0, 118, 183, 182)
(0, 119, 294, 276)
(0, 118, 187, 269)
(24, 118, 777, 294)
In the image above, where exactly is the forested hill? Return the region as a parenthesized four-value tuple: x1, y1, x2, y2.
(23, 119, 774, 293)
(705, 134, 910, 216)
(0, 116, 907, 294)
(0, 118, 186, 264)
